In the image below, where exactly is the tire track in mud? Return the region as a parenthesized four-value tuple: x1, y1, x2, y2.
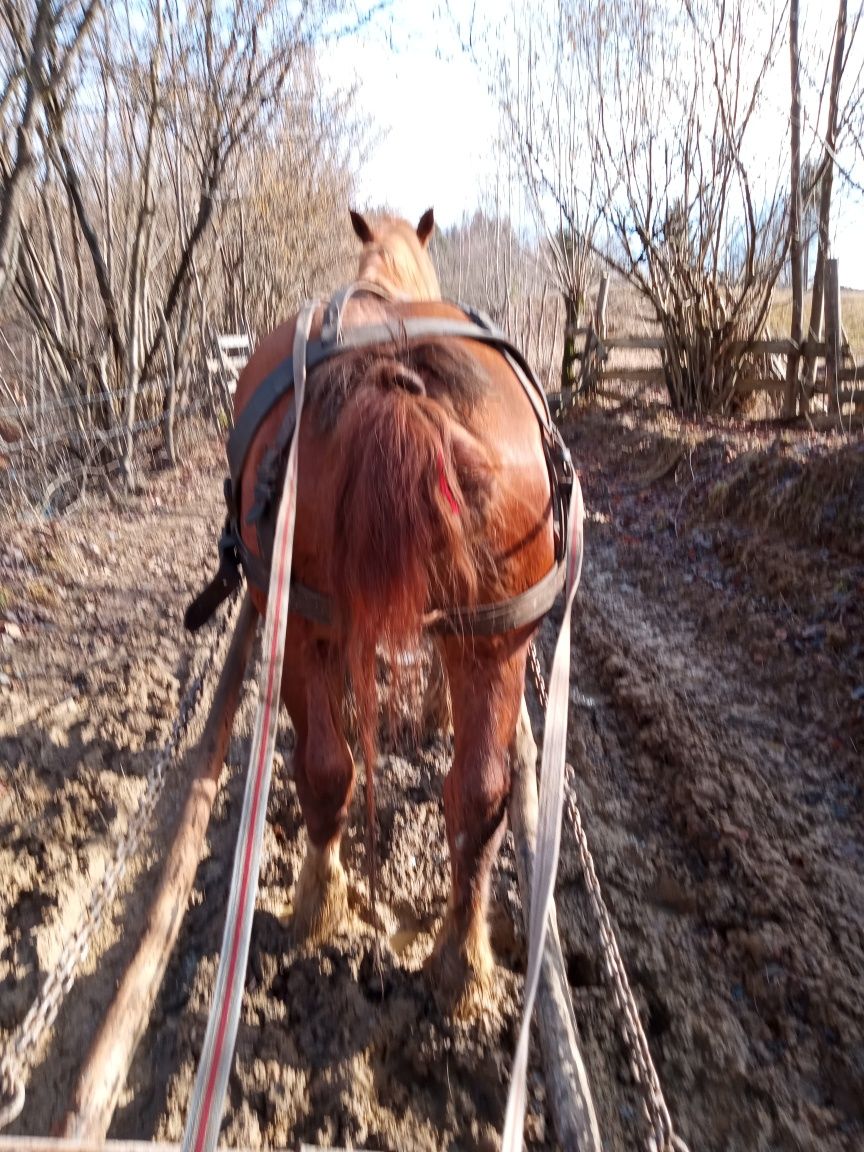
(547, 531, 864, 1152)
(0, 452, 230, 1136)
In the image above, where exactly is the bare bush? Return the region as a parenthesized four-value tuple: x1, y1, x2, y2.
(433, 200, 566, 391)
(210, 64, 365, 338)
(450, 1, 602, 390)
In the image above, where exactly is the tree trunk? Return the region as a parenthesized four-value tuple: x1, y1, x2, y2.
(560, 292, 581, 395)
(161, 313, 177, 467)
(784, 0, 803, 417)
(0, 2, 52, 309)
(802, 0, 847, 395)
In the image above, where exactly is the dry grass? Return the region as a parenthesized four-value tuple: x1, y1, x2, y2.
(770, 287, 864, 357)
(703, 438, 864, 555)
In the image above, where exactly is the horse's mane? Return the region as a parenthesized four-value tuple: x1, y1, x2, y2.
(356, 215, 441, 301)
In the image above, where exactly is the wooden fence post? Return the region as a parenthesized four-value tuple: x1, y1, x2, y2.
(825, 258, 841, 414)
(579, 276, 609, 396)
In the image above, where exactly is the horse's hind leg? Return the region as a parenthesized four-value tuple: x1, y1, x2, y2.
(430, 634, 528, 1010)
(280, 620, 355, 942)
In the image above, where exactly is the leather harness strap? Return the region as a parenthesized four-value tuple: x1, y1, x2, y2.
(185, 294, 573, 637)
(235, 535, 566, 636)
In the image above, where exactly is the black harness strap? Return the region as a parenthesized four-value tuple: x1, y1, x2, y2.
(226, 527, 566, 637)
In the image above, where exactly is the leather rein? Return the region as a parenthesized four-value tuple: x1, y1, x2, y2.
(185, 288, 574, 637)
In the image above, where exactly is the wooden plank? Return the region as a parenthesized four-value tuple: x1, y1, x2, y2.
(597, 336, 838, 357)
(598, 367, 665, 383)
(746, 337, 800, 355)
(58, 596, 258, 1144)
(604, 335, 666, 351)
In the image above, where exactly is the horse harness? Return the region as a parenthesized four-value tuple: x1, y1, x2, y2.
(185, 286, 574, 637)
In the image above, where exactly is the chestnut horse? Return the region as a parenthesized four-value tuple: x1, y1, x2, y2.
(228, 210, 560, 1005)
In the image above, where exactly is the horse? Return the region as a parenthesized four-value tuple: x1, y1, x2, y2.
(215, 209, 567, 1007)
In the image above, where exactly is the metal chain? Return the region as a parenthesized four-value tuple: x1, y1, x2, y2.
(527, 641, 548, 712)
(0, 592, 242, 1131)
(527, 642, 690, 1152)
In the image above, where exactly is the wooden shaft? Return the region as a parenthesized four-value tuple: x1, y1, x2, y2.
(508, 695, 602, 1152)
(594, 276, 609, 342)
(57, 593, 258, 1143)
(1, 1140, 351, 1152)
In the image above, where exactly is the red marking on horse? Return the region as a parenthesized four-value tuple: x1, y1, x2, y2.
(438, 449, 460, 515)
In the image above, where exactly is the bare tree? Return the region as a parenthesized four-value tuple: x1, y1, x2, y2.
(214, 66, 367, 338)
(482, 1, 602, 389)
(785, 0, 804, 416)
(13, 0, 337, 485)
(586, 0, 791, 412)
(0, 0, 100, 309)
(433, 202, 519, 325)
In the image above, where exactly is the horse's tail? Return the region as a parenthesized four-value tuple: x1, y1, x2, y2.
(330, 358, 493, 918)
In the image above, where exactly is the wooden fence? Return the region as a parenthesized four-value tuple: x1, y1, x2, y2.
(557, 259, 863, 417)
(0, 332, 250, 515)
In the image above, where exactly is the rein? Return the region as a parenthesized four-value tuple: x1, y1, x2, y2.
(503, 475, 584, 1151)
(181, 302, 317, 1152)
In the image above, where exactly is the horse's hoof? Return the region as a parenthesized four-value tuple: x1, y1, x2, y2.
(291, 840, 350, 945)
(427, 910, 497, 1017)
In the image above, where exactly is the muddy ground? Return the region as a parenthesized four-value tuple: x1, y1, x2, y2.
(1, 401, 862, 1151)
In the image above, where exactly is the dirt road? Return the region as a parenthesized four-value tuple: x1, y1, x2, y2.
(1, 407, 862, 1149)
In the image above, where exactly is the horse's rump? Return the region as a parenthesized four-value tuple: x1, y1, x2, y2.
(309, 337, 491, 432)
(301, 336, 513, 922)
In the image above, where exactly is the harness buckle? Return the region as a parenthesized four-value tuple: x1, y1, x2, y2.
(219, 518, 242, 569)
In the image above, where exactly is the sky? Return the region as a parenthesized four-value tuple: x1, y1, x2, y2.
(324, 2, 864, 289)
(325, 11, 503, 226)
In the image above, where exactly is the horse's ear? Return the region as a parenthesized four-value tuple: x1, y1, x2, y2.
(416, 208, 435, 247)
(350, 209, 374, 245)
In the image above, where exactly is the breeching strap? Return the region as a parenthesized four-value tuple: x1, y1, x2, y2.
(502, 474, 585, 1152)
(181, 302, 317, 1152)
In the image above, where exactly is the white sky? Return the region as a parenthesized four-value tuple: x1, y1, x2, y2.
(326, 12, 502, 225)
(324, 2, 864, 289)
